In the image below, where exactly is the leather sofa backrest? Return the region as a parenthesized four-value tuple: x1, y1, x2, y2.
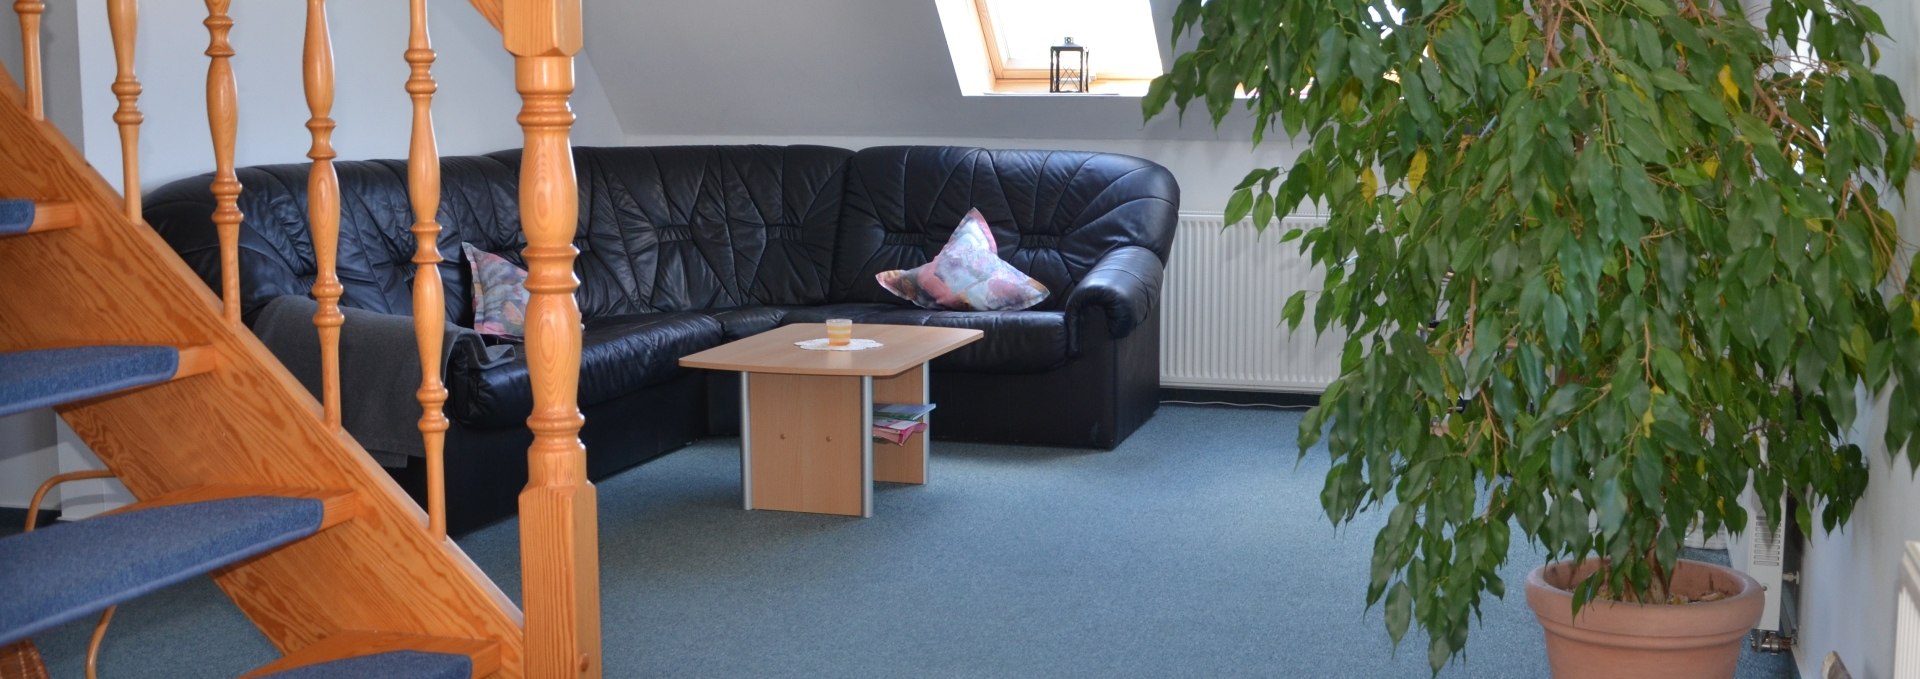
(832, 147, 1179, 310)
(496, 145, 852, 316)
(147, 155, 523, 326)
(148, 144, 1174, 325)
(150, 145, 852, 324)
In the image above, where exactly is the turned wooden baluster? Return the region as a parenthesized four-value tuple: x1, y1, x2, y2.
(304, 0, 343, 429)
(13, 0, 41, 120)
(506, 0, 601, 676)
(204, 0, 242, 325)
(108, 0, 142, 222)
(407, 0, 451, 539)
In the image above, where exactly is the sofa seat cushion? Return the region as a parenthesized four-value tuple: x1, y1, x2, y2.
(448, 311, 723, 428)
(853, 308, 1069, 374)
(770, 303, 905, 325)
(702, 306, 789, 341)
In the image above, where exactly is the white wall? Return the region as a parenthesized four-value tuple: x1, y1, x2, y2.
(72, 0, 624, 190)
(0, 411, 60, 515)
(586, 0, 1299, 212)
(1794, 0, 1920, 676)
(0, 1, 85, 145)
(622, 132, 1293, 214)
(0, 1, 622, 512)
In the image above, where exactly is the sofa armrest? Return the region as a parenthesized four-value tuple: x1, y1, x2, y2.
(1064, 246, 1164, 342)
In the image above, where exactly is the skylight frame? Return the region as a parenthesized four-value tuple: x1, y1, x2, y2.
(945, 0, 1165, 95)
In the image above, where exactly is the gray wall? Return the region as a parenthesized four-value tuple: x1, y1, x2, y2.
(70, 0, 625, 190)
(1794, 0, 1920, 674)
(587, 0, 1301, 212)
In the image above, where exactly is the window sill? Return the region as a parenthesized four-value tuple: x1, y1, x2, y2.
(969, 79, 1152, 97)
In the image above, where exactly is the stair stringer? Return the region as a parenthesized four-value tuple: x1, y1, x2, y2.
(0, 73, 526, 675)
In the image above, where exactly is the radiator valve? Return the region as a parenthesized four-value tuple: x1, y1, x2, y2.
(1750, 630, 1793, 654)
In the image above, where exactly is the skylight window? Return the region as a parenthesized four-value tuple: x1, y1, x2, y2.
(934, 0, 1165, 95)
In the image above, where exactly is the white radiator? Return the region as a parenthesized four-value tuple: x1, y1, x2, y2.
(1159, 213, 1344, 393)
(1728, 480, 1787, 632)
(1898, 543, 1920, 679)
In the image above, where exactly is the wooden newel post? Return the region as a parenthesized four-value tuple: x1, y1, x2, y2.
(505, 1, 601, 677)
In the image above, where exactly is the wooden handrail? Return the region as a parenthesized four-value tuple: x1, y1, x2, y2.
(12, 0, 41, 120)
(304, 0, 343, 430)
(203, 0, 242, 325)
(407, 0, 451, 540)
(107, 0, 142, 223)
(505, 0, 601, 676)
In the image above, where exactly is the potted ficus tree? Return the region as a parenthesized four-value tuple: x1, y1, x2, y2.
(1144, 0, 1920, 675)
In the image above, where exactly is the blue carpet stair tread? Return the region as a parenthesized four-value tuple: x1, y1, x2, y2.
(0, 496, 323, 646)
(0, 346, 180, 419)
(254, 651, 473, 679)
(0, 199, 32, 235)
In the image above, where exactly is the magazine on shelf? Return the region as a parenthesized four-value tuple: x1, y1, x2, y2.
(871, 418, 927, 445)
(872, 402, 936, 421)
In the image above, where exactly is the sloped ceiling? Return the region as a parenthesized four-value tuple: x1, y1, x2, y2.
(580, 0, 1252, 141)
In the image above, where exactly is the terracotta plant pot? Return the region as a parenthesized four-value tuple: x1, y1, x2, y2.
(1525, 558, 1765, 679)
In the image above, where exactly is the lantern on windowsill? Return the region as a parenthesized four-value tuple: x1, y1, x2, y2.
(1049, 37, 1088, 93)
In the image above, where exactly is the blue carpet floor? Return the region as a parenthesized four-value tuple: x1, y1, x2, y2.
(26, 404, 1799, 678)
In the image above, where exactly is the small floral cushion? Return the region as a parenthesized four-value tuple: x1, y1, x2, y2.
(462, 243, 529, 340)
(875, 209, 1049, 311)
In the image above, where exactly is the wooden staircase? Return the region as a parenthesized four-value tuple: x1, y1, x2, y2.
(0, 93, 524, 673)
(0, 0, 599, 677)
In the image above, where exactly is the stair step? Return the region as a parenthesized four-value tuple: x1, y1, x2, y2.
(242, 631, 499, 679)
(0, 488, 357, 646)
(0, 344, 215, 419)
(0, 199, 77, 236)
(115, 485, 362, 532)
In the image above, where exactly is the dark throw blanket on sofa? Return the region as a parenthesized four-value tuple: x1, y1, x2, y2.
(255, 295, 512, 466)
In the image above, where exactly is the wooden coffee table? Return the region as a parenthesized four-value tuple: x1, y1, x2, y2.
(679, 323, 983, 517)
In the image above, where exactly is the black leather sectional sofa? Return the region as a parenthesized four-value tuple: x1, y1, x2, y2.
(148, 145, 1179, 533)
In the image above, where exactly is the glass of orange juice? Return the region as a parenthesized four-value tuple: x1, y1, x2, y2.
(826, 319, 853, 346)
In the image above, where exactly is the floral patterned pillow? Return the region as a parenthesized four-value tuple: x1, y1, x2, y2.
(875, 208, 1049, 311)
(462, 243, 529, 340)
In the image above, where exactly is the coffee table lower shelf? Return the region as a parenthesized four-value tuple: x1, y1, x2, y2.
(739, 363, 930, 517)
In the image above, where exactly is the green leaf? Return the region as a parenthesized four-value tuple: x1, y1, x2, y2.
(1597, 479, 1630, 536)
(1653, 348, 1692, 398)
(1681, 88, 1734, 129)
(1435, 20, 1483, 96)
(1619, 162, 1669, 221)
(1142, 76, 1173, 118)
(1282, 290, 1309, 328)
(1225, 188, 1254, 225)
(1650, 68, 1697, 92)
(1385, 581, 1413, 645)
(1617, 116, 1668, 163)
(1632, 449, 1667, 512)
(1466, 0, 1495, 23)
(1627, 0, 1673, 17)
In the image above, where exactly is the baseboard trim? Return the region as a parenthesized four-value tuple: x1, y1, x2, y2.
(1158, 388, 1320, 408)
